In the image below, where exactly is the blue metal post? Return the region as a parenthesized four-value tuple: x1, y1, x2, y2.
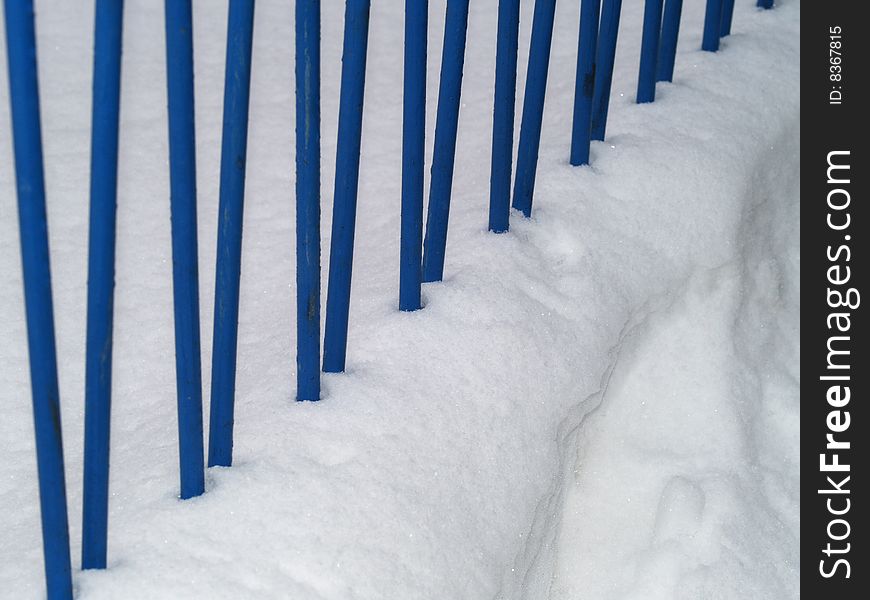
(296, 0, 321, 400)
(590, 0, 622, 141)
(569, 0, 601, 166)
(656, 0, 682, 82)
(488, 0, 520, 233)
(208, 0, 255, 466)
(400, 0, 427, 311)
(757, 0, 773, 9)
(165, 0, 205, 499)
(3, 2, 74, 596)
(82, 0, 123, 571)
(323, 0, 370, 374)
(720, 0, 735, 36)
(702, 0, 723, 51)
(422, 0, 470, 282)
(511, 0, 557, 218)
(636, 0, 663, 103)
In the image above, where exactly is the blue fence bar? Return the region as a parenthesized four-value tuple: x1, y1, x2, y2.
(208, 0, 256, 466)
(656, 0, 682, 82)
(569, 0, 600, 166)
(323, 0, 371, 374)
(720, 0, 735, 36)
(702, 0, 723, 51)
(757, 0, 773, 9)
(590, 0, 622, 141)
(3, 1, 74, 596)
(422, 0, 470, 282)
(165, 0, 205, 499)
(636, 0, 663, 103)
(82, 0, 124, 571)
(511, 0, 557, 218)
(296, 0, 322, 400)
(487, 0, 520, 233)
(400, 0, 427, 311)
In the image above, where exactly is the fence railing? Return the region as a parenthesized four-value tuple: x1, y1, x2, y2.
(2, 0, 775, 597)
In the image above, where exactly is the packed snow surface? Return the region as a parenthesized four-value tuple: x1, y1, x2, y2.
(1, 0, 799, 598)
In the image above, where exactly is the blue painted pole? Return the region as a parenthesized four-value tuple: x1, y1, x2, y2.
(702, 0, 723, 51)
(208, 0, 255, 466)
(590, 0, 622, 141)
(82, 0, 123, 571)
(569, 0, 601, 166)
(720, 0, 735, 36)
(757, 0, 773, 9)
(656, 0, 682, 82)
(636, 0, 663, 103)
(422, 0, 470, 282)
(296, 0, 321, 400)
(400, 0, 427, 311)
(323, 0, 370, 374)
(511, 0, 557, 218)
(164, 0, 205, 499)
(489, 0, 520, 233)
(487, 0, 520, 233)
(2, 2, 74, 596)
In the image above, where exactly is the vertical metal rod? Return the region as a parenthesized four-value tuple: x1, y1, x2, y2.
(702, 0, 723, 51)
(511, 0, 557, 218)
(569, 0, 601, 166)
(400, 0, 427, 311)
(208, 0, 256, 466)
(82, 0, 124, 571)
(422, 0, 470, 282)
(164, 0, 205, 499)
(590, 0, 622, 141)
(656, 0, 683, 82)
(636, 0, 663, 103)
(295, 0, 321, 399)
(488, 0, 520, 233)
(2, 1, 74, 596)
(323, 0, 371, 374)
(720, 0, 735, 36)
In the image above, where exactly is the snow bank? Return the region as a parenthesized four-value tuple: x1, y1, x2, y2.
(548, 104, 800, 599)
(0, 1, 799, 598)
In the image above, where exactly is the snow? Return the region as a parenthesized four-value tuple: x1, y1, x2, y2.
(0, 0, 799, 599)
(548, 137, 801, 598)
